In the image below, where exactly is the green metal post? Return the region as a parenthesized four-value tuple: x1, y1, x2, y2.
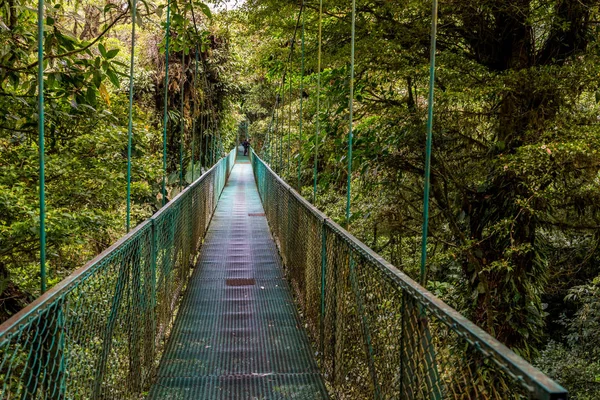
(161, 2, 171, 206)
(180, 52, 185, 189)
(266, 96, 278, 164)
(192, 46, 198, 182)
(126, 0, 137, 232)
(287, 63, 292, 176)
(313, 0, 323, 203)
(204, 118, 209, 168)
(420, 0, 438, 285)
(319, 221, 327, 361)
(37, 0, 46, 294)
(212, 134, 215, 165)
(279, 85, 284, 173)
(298, 0, 305, 190)
(273, 94, 279, 168)
(346, 0, 356, 227)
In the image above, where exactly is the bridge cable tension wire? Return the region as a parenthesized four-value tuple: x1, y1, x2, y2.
(346, 0, 356, 227)
(298, 0, 306, 190)
(126, 0, 137, 233)
(180, 51, 186, 189)
(161, 0, 172, 206)
(287, 49, 293, 177)
(420, 0, 439, 286)
(192, 45, 199, 182)
(265, 3, 303, 168)
(37, 0, 46, 294)
(313, 0, 323, 203)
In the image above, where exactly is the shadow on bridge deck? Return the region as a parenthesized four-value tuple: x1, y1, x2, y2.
(148, 153, 328, 399)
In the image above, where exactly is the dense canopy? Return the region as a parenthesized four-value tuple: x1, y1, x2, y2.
(1, 0, 599, 397)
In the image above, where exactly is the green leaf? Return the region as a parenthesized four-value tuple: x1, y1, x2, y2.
(86, 87, 96, 104)
(92, 70, 102, 88)
(197, 2, 212, 19)
(98, 43, 107, 58)
(106, 69, 120, 88)
(105, 49, 120, 59)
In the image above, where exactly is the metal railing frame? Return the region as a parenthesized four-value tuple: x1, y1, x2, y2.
(250, 149, 567, 400)
(0, 149, 236, 399)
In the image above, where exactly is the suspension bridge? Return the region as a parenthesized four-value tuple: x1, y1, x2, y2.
(0, 0, 574, 398)
(0, 147, 568, 399)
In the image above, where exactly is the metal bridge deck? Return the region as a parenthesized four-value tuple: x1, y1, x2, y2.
(148, 154, 328, 399)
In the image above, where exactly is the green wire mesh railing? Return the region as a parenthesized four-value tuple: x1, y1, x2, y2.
(250, 150, 567, 400)
(0, 149, 236, 399)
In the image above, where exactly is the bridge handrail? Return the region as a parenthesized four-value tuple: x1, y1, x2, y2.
(0, 148, 236, 398)
(251, 149, 567, 400)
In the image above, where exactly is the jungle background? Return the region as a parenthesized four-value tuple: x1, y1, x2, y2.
(1, 0, 599, 397)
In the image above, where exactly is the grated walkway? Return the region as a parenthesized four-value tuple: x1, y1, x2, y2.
(148, 153, 328, 399)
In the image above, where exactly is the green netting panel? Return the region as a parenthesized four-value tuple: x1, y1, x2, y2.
(250, 150, 567, 400)
(0, 149, 236, 399)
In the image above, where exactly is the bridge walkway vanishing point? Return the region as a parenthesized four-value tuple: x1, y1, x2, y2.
(148, 152, 329, 399)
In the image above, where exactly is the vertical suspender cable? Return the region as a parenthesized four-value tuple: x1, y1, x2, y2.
(266, 4, 302, 169)
(161, 1, 172, 206)
(287, 60, 292, 176)
(420, 0, 439, 286)
(210, 128, 217, 165)
(266, 96, 278, 164)
(202, 63, 207, 167)
(180, 52, 185, 189)
(188, 4, 200, 176)
(346, 0, 356, 226)
(313, 0, 323, 203)
(279, 83, 284, 172)
(213, 102, 218, 161)
(192, 46, 199, 182)
(298, 0, 305, 190)
(204, 106, 208, 166)
(37, 0, 46, 294)
(126, 0, 137, 233)
(274, 91, 279, 167)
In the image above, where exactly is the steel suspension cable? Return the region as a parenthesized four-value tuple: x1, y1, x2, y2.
(279, 80, 284, 172)
(346, 0, 356, 226)
(204, 99, 208, 166)
(201, 64, 207, 167)
(265, 3, 303, 168)
(420, 0, 439, 285)
(200, 57, 217, 165)
(188, 2, 200, 177)
(179, 52, 185, 189)
(210, 85, 217, 164)
(313, 0, 323, 203)
(287, 58, 293, 176)
(37, 0, 46, 294)
(273, 90, 280, 166)
(212, 128, 215, 164)
(126, 0, 137, 233)
(192, 46, 199, 181)
(298, 0, 306, 190)
(161, 1, 172, 206)
(266, 95, 279, 163)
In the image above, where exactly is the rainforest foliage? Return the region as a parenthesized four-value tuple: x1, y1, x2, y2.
(0, 0, 239, 318)
(2, 0, 600, 398)
(228, 0, 600, 397)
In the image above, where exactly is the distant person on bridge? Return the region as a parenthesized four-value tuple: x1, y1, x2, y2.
(242, 139, 250, 156)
